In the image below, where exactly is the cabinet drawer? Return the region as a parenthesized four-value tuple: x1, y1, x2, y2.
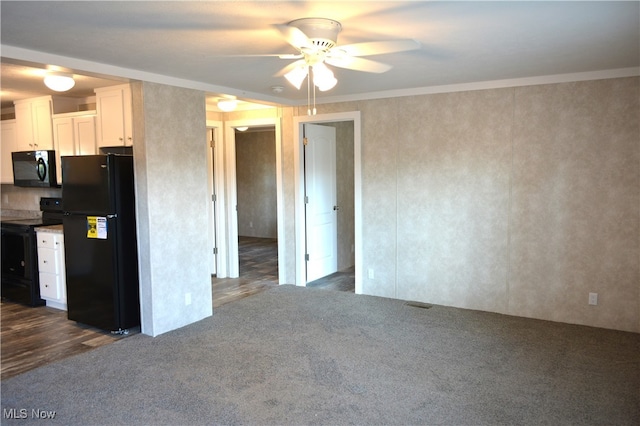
(38, 248, 61, 274)
(39, 272, 61, 300)
(37, 233, 63, 249)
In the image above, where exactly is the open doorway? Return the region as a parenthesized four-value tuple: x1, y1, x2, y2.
(294, 112, 362, 293)
(234, 126, 279, 283)
(223, 117, 285, 283)
(302, 122, 355, 292)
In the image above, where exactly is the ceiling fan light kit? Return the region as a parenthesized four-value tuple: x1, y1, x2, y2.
(272, 17, 420, 114)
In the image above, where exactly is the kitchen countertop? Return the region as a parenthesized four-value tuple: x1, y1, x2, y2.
(35, 224, 64, 234)
(0, 210, 41, 220)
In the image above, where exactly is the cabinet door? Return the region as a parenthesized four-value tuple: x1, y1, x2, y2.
(37, 232, 56, 249)
(1, 121, 17, 183)
(74, 116, 97, 155)
(122, 85, 133, 146)
(14, 98, 54, 151)
(31, 98, 54, 150)
(39, 273, 61, 299)
(38, 247, 61, 274)
(14, 102, 35, 150)
(96, 88, 126, 148)
(53, 117, 74, 185)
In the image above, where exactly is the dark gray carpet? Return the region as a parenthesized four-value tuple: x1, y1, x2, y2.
(2, 285, 639, 425)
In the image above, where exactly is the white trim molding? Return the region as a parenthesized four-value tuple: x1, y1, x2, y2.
(293, 111, 362, 294)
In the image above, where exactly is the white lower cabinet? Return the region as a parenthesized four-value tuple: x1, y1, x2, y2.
(36, 230, 67, 310)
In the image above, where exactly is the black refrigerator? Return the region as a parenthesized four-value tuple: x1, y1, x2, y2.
(62, 154, 140, 333)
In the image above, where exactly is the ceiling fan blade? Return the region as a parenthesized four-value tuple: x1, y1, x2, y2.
(274, 24, 312, 50)
(334, 39, 421, 57)
(274, 59, 307, 77)
(279, 53, 304, 60)
(325, 56, 392, 73)
(220, 53, 302, 58)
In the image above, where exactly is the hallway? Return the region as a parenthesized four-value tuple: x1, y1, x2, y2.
(211, 236, 355, 307)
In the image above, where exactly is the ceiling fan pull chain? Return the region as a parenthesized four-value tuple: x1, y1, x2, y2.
(307, 66, 312, 116)
(313, 77, 317, 116)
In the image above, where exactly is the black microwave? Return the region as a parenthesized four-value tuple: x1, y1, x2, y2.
(11, 150, 60, 188)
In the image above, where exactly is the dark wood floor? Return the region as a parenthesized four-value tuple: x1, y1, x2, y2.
(1, 236, 355, 380)
(307, 266, 356, 292)
(0, 302, 123, 380)
(212, 236, 354, 306)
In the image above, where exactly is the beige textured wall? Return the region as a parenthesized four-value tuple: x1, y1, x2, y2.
(0, 184, 61, 213)
(222, 77, 638, 333)
(509, 79, 639, 330)
(235, 129, 277, 238)
(133, 82, 212, 336)
(344, 77, 638, 332)
(394, 89, 513, 313)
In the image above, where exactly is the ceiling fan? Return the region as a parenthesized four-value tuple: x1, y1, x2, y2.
(272, 18, 421, 92)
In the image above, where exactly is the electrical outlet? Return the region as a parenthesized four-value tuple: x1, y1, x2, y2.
(185, 292, 192, 306)
(368, 268, 375, 279)
(588, 292, 598, 306)
(249, 221, 253, 228)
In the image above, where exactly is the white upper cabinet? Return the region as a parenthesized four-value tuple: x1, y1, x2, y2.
(0, 120, 17, 183)
(53, 112, 97, 184)
(95, 84, 132, 148)
(14, 97, 54, 151)
(13, 96, 80, 152)
(53, 117, 75, 160)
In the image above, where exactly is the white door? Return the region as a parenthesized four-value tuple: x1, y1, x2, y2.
(304, 123, 337, 282)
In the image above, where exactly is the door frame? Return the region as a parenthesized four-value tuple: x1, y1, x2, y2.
(224, 117, 284, 283)
(206, 121, 225, 276)
(293, 111, 362, 293)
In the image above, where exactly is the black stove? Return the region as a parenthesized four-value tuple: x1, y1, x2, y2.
(1, 197, 64, 306)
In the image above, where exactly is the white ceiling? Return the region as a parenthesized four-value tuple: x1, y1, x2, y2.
(1, 1, 638, 109)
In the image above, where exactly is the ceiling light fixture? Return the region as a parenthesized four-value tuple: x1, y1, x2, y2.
(43, 72, 75, 92)
(217, 98, 238, 112)
(311, 62, 337, 92)
(284, 63, 338, 115)
(284, 65, 309, 90)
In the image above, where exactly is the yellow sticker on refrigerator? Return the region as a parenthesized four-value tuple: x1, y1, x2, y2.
(87, 216, 108, 239)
